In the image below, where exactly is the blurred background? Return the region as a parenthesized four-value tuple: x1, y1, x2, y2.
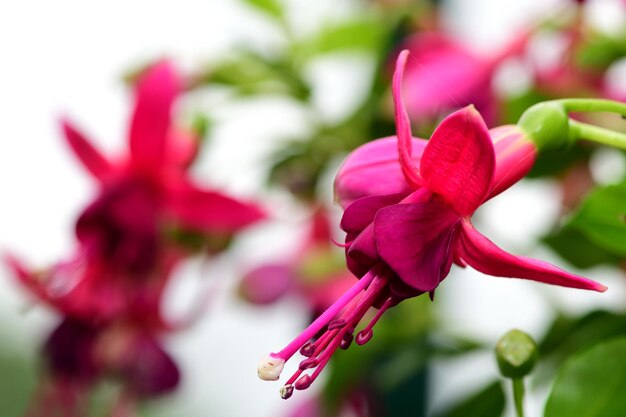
(1, 0, 626, 416)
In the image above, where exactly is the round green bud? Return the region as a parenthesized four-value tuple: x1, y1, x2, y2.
(495, 329, 538, 379)
(517, 101, 571, 150)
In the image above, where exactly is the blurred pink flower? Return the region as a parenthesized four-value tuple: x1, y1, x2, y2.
(9, 60, 267, 416)
(9, 60, 266, 326)
(239, 207, 354, 315)
(399, 31, 529, 125)
(258, 50, 605, 398)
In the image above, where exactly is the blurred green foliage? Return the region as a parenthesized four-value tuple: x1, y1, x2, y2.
(545, 337, 626, 417)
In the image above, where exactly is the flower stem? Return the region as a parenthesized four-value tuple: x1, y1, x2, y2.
(512, 378, 526, 417)
(557, 98, 626, 117)
(569, 120, 626, 151)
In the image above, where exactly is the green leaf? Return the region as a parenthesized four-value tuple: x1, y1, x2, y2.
(206, 52, 310, 100)
(297, 18, 386, 60)
(543, 227, 619, 269)
(569, 183, 626, 256)
(539, 310, 626, 362)
(241, 0, 284, 20)
(545, 337, 626, 417)
(435, 381, 505, 417)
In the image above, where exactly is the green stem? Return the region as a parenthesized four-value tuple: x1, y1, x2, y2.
(512, 378, 526, 417)
(569, 120, 626, 150)
(557, 98, 626, 117)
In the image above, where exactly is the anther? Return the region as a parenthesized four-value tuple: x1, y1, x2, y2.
(299, 342, 314, 357)
(327, 319, 346, 330)
(279, 384, 294, 400)
(355, 329, 373, 345)
(294, 374, 312, 390)
(299, 357, 319, 370)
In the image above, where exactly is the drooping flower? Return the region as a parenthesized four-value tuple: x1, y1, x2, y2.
(257, 50, 605, 398)
(24, 318, 181, 417)
(8, 60, 266, 416)
(399, 31, 530, 125)
(239, 207, 354, 316)
(9, 60, 266, 326)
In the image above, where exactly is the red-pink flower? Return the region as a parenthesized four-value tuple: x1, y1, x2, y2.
(239, 207, 354, 315)
(8, 60, 266, 326)
(399, 31, 529, 125)
(257, 50, 605, 398)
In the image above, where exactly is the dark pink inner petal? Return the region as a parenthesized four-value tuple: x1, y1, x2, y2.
(334, 137, 427, 208)
(420, 106, 495, 216)
(340, 192, 408, 235)
(128, 61, 181, 174)
(373, 200, 459, 292)
(61, 119, 113, 182)
(456, 220, 607, 292)
(346, 224, 378, 277)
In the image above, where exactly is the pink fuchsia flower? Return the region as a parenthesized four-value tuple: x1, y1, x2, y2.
(399, 31, 530, 125)
(24, 318, 180, 417)
(257, 50, 606, 398)
(8, 60, 266, 326)
(239, 207, 355, 316)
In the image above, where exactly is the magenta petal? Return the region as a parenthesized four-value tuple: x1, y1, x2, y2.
(61, 119, 113, 182)
(420, 106, 495, 216)
(347, 224, 378, 269)
(340, 192, 408, 235)
(457, 220, 607, 292)
(392, 50, 423, 188)
(373, 201, 459, 292)
(334, 137, 427, 208)
(239, 263, 295, 305)
(167, 183, 266, 233)
(129, 61, 181, 173)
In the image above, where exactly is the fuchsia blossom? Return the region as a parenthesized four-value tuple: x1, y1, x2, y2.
(239, 207, 354, 315)
(9, 60, 265, 327)
(7, 61, 266, 415)
(257, 50, 606, 398)
(400, 31, 529, 125)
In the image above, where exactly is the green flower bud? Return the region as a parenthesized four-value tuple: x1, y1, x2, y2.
(495, 329, 538, 379)
(517, 101, 572, 150)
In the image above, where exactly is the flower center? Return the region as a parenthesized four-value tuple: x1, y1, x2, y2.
(257, 267, 397, 399)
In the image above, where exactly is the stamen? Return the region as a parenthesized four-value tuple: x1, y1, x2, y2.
(340, 330, 354, 350)
(265, 269, 376, 364)
(299, 342, 314, 357)
(356, 330, 372, 345)
(279, 384, 294, 400)
(294, 374, 312, 390)
(327, 319, 346, 330)
(298, 357, 319, 370)
(355, 297, 395, 346)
